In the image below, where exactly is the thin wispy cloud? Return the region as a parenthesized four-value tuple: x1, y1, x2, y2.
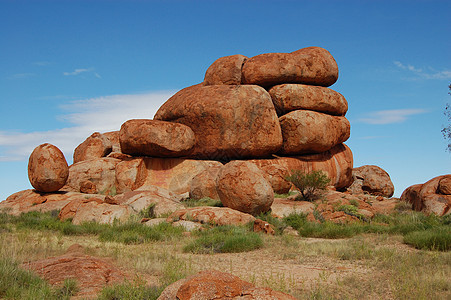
(63, 68, 101, 78)
(358, 109, 427, 125)
(0, 90, 176, 162)
(394, 61, 451, 80)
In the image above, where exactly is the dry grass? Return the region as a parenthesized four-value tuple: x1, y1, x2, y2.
(1, 216, 450, 299)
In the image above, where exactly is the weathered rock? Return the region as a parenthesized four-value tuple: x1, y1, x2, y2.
(154, 84, 282, 160)
(21, 244, 128, 298)
(270, 198, 315, 218)
(348, 165, 395, 197)
(69, 201, 132, 225)
(119, 119, 195, 157)
(137, 158, 223, 195)
(166, 207, 256, 226)
(269, 84, 348, 116)
(73, 132, 112, 163)
(419, 175, 451, 216)
(115, 158, 147, 194)
(103, 131, 121, 153)
(28, 143, 69, 192)
(113, 188, 184, 217)
(260, 164, 292, 194)
(58, 196, 104, 221)
(241, 47, 338, 87)
(279, 110, 350, 155)
(158, 270, 296, 300)
(216, 161, 274, 216)
(0, 189, 103, 216)
(250, 143, 354, 190)
(172, 220, 202, 232)
(203, 54, 247, 85)
(400, 184, 423, 211)
(438, 177, 451, 195)
(253, 219, 275, 235)
(189, 164, 222, 200)
(63, 157, 120, 195)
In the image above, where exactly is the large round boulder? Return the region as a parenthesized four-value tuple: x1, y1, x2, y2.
(119, 119, 195, 157)
(269, 84, 348, 116)
(203, 54, 247, 85)
(347, 165, 395, 197)
(28, 143, 69, 192)
(241, 47, 338, 87)
(154, 84, 282, 160)
(216, 161, 274, 216)
(279, 110, 350, 155)
(73, 132, 112, 163)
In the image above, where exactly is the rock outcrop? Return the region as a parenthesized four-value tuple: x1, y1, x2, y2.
(73, 132, 112, 163)
(203, 54, 247, 85)
(28, 143, 69, 192)
(166, 207, 256, 226)
(347, 165, 395, 197)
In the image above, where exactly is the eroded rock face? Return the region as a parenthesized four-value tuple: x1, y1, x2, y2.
(158, 270, 296, 300)
(73, 132, 112, 163)
(119, 119, 195, 157)
(279, 110, 350, 155)
(28, 143, 69, 192)
(166, 207, 256, 226)
(70, 201, 132, 225)
(154, 84, 282, 160)
(348, 165, 395, 198)
(269, 84, 348, 116)
(203, 54, 247, 85)
(115, 158, 147, 194)
(103, 131, 121, 153)
(21, 244, 128, 298)
(419, 175, 451, 216)
(250, 143, 353, 190)
(438, 177, 451, 195)
(260, 164, 292, 194)
(216, 161, 274, 216)
(64, 157, 120, 195)
(241, 47, 338, 87)
(270, 198, 315, 218)
(189, 164, 222, 200)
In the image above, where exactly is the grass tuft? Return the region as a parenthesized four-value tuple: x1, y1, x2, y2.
(403, 226, 451, 251)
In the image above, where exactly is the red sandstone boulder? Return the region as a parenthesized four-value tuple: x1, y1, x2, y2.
(115, 158, 147, 194)
(241, 47, 338, 87)
(73, 132, 112, 163)
(250, 143, 353, 190)
(28, 143, 69, 192)
(137, 158, 223, 195)
(154, 84, 282, 160)
(438, 176, 451, 195)
(103, 131, 121, 153)
(216, 161, 274, 216)
(419, 175, 451, 216)
(21, 244, 128, 298)
(63, 157, 121, 195)
(158, 270, 296, 300)
(69, 201, 132, 225)
(189, 164, 222, 200)
(203, 54, 247, 85)
(269, 84, 348, 116)
(119, 119, 195, 157)
(166, 207, 256, 226)
(347, 165, 395, 198)
(400, 184, 423, 211)
(279, 110, 350, 155)
(270, 198, 315, 218)
(113, 188, 184, 217)
(0, 189, 103, 216)
(260, 164, 292, 194)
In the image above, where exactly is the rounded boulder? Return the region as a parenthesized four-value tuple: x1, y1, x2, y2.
(203, 54, 247, 85)
(119, 119, 195, 157)
(28, 143, 69, 192)
(216, 161, 274, 216)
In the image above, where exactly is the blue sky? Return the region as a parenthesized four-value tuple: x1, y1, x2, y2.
(1, 0, 450, 200)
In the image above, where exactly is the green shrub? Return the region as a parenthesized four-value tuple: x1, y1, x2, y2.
(99, 222, 183, 244)
(403, 226, 451, 251)
(285, 170, 330, 201)
(99, 278, 162, 300)
(182, 197, 223, 207)
(183, 225, 263, 254)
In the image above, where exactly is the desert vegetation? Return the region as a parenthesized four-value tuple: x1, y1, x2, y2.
(0, 201, 450, 299)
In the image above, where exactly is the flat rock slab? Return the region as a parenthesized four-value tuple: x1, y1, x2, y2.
(166, 207, 256, 226)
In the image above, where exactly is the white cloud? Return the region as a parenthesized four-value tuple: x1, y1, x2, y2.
(63, 68, 101, 78)
(393, 61, 451, 80)
(358, 109, 427, 125)
(0, 90, 176, 163)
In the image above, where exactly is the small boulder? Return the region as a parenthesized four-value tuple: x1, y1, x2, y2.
(203, 54, 247, 85)
(154, 84, 282, 160)
(270, 198, 315, 218)
(166, 207, 256, 226)
(216, 161, 274, 216)
(348, 165, 395, 198)
(241, 46, 338, 87)
(73, 132, 112, 163)
(269, 84, 348, 116)
(119, 119, 195, 157)
(28, 143, 69, 193)
(278, 110, 350, 155)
